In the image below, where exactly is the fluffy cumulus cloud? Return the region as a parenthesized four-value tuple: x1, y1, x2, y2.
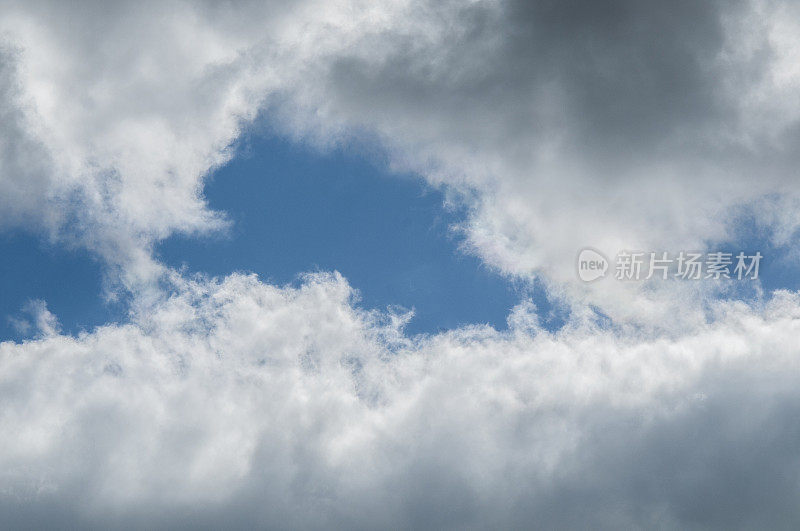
(2, 0, 800, 528)
(2, 273, 800, 528)
(2, 0, 800, 315)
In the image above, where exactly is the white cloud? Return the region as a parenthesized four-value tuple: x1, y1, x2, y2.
(1, 0, 798, 303)
(7, 299, 61, 338)
(1, 272, 800, 528)
(3, 0, 799, 325)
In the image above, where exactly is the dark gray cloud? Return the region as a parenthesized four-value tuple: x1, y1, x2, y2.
(322, 0, 742, 163)
(0, 46, 56, 231)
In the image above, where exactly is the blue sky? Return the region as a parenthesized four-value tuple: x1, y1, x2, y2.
(0, 232, 116, 339)
(158, 134, 529, 335)
(1, 132, 796, 340)
(0, 133, 541, 339)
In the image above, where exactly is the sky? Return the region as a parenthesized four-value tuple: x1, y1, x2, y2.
(0, 232, 111, 338)
(0, 133, 529, 339)
(156, 134, 532, 336)
(2, 0, 800, 529)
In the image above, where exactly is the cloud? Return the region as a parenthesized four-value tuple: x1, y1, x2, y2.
(1, 2, 797, 292)
(0, 272, 799, 528)
(2, 1, 800, 527)
(7, 300, 61, 338)
(0, 0, 277, 282)
(268, 0, 800, 322)
(2, 0, 798, 323)
(0, 43, 56, 231)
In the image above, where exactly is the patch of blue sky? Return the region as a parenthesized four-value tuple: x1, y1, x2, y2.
(156, 133, 542, 335)
(0, 232, 121, 340)
(2, 133, 795, 341)
(721, 209, 800, 294)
